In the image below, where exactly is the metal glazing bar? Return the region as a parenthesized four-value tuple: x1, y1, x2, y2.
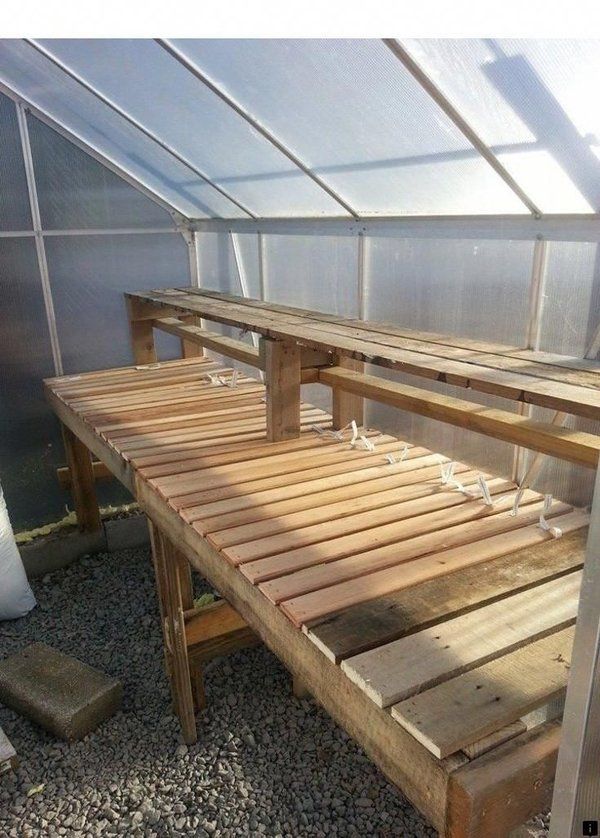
(0, 228, 181, 238)
(16, 103, 63, 376)
(156, 39, 360, 219)
(0, 78, 188, 224)
(25, 39, 256, 220)
(229, 231, 260, 349)
(383, 39, 543, 218)
(257, 232, 267, 301)
(357, 232, 367, 320)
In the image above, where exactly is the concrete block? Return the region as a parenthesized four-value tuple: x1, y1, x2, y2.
(104, 514, 149, 552)
(0, 643, 122, 740)
(20, 528, 106, 579)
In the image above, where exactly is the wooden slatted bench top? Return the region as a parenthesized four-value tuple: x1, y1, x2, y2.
(125, 288, 600, 421)
(45, 355, 589, 770)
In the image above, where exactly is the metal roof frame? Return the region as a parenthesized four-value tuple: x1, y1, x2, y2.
(1, 38, 600, 225)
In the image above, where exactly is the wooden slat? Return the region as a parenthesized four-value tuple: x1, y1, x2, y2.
(319, 366, 600, 468)
(191, 456, 461, 532)
(172, 437, 415, 510)
(460, 722, 527, 760)
(181, 448, 441, 522)
(306, 524, 587, 660)
(243, 489, 544, 583)
(224, 476, 514, 566)
(341, 571, 581, 708)
(390, 626, 574, 758)
(208, 467, 483, 547)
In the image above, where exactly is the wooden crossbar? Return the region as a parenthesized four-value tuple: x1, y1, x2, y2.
(153, 317, 262, 369)
(319, 366, 600, 468)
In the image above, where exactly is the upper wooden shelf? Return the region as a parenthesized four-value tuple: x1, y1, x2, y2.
(126, 288, 600, 422)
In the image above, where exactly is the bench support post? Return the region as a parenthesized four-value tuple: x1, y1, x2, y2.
(61, 425, 101, 532)
(332, 355, 364, 429)
(126, 297, 158, 365)
(260, 337, 302, 442)
(149, 523, 197, 744)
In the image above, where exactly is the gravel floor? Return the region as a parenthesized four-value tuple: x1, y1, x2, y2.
(0, 546, 439, 837)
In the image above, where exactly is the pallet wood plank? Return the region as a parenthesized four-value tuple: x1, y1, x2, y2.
(224, 476, 514, 565)
(390, 626, 574, 758)
(341, 571, 581, 708)
(306, 524, 587, 660)
(242, 489, 544, 582)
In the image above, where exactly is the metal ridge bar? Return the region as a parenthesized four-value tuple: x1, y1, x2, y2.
(156, 38, 360, 220)
(16, 103, 63, 376)
(0, 77, 189, 225)
(383, 39, 543, 218)
(25, 39, 256, 220)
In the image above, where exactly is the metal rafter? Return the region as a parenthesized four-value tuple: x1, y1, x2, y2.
(156, 38, 360, 220)
(16, 103, 63, 376)
(0, 78, 189, 225)
(383, 39, 543, 218)
(25, 39, 256, 220)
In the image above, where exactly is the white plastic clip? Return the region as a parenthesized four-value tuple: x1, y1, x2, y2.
(477, 476, 494, 507)
(440, 461, 477, 498)
(539, 494, 562, 538)
(311, 424, 344, 441)
(385, 453, 396, 465)
(228, 369, 239, 388)
(357, 435, 375, 452)
(349, 420, 359, 446)
(135, 363, 161, 371)
(510, 487, 525, 517)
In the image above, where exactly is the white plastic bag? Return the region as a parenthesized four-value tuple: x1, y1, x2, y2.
(0, 482, 36, 620)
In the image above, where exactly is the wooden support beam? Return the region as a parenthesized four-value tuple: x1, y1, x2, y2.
(179, 316, 204, 358)
(446, 720, 560, 838)
(332, 355, 364, 429)
(149, 523, 197, 744)
(319, 366, 600, 468)
(260, 337, 302, 442)
(61, 425, 101, 532)
(126, 297, 157, 365)
(154, 317, 261, 368)
(57, 460, 112, 490)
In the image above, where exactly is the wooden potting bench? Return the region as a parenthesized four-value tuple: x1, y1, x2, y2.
(45, 288, 600, 837)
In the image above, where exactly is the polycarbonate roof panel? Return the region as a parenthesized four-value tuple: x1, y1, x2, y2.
(171, 38, 526, 216)
(403, 39, 600, 213)
(0, 39, 246, 219)
(33, 39, 345, 219)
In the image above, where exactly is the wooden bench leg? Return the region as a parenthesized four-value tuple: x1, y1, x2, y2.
(180, 315, 204, 358)
(260, 337, 302, 442)
(61, 425, 101, 533)
(332, 355, 364, 430)
(149, 522, 197, 744)
(126, 297, 158, 366)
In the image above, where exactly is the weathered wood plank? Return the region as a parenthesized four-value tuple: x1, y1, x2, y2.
(341, 571, 580, 708)
(306, 525, 587, 661)
(261, 337, 302, 442)
(446, 720, 561, 838)
(319, 366, 600, 468)
(391, 626, 574, 758)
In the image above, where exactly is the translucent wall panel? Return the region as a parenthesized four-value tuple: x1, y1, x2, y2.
(404, 39, 600, 213)
(0, 92, 32, 230)
(262, 235, 359, 315)
(34, 39, 344, 219)
(0, 40, 244, 219)
(46, 234, 189, 374)
(365, 237, 535, 476)
(539, 241, 600, 356)
(197, 231, 261, 299)
(365, 236, 534, 343)
(28, 115, 175, 230)
(176, 39, 526, 216)
(0, 238, 66, 530)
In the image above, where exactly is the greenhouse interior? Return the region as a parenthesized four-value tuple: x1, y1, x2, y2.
(1, 36, 599, 838)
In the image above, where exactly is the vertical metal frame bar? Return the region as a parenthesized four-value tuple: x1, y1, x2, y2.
(257, 232, 267, 301)
(357, 232, 367, 320)
(512, 236, 549, 482)
(16, 103, 63, 376)
(550, 462, 600, 836)
(230, 231, 263, 380)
